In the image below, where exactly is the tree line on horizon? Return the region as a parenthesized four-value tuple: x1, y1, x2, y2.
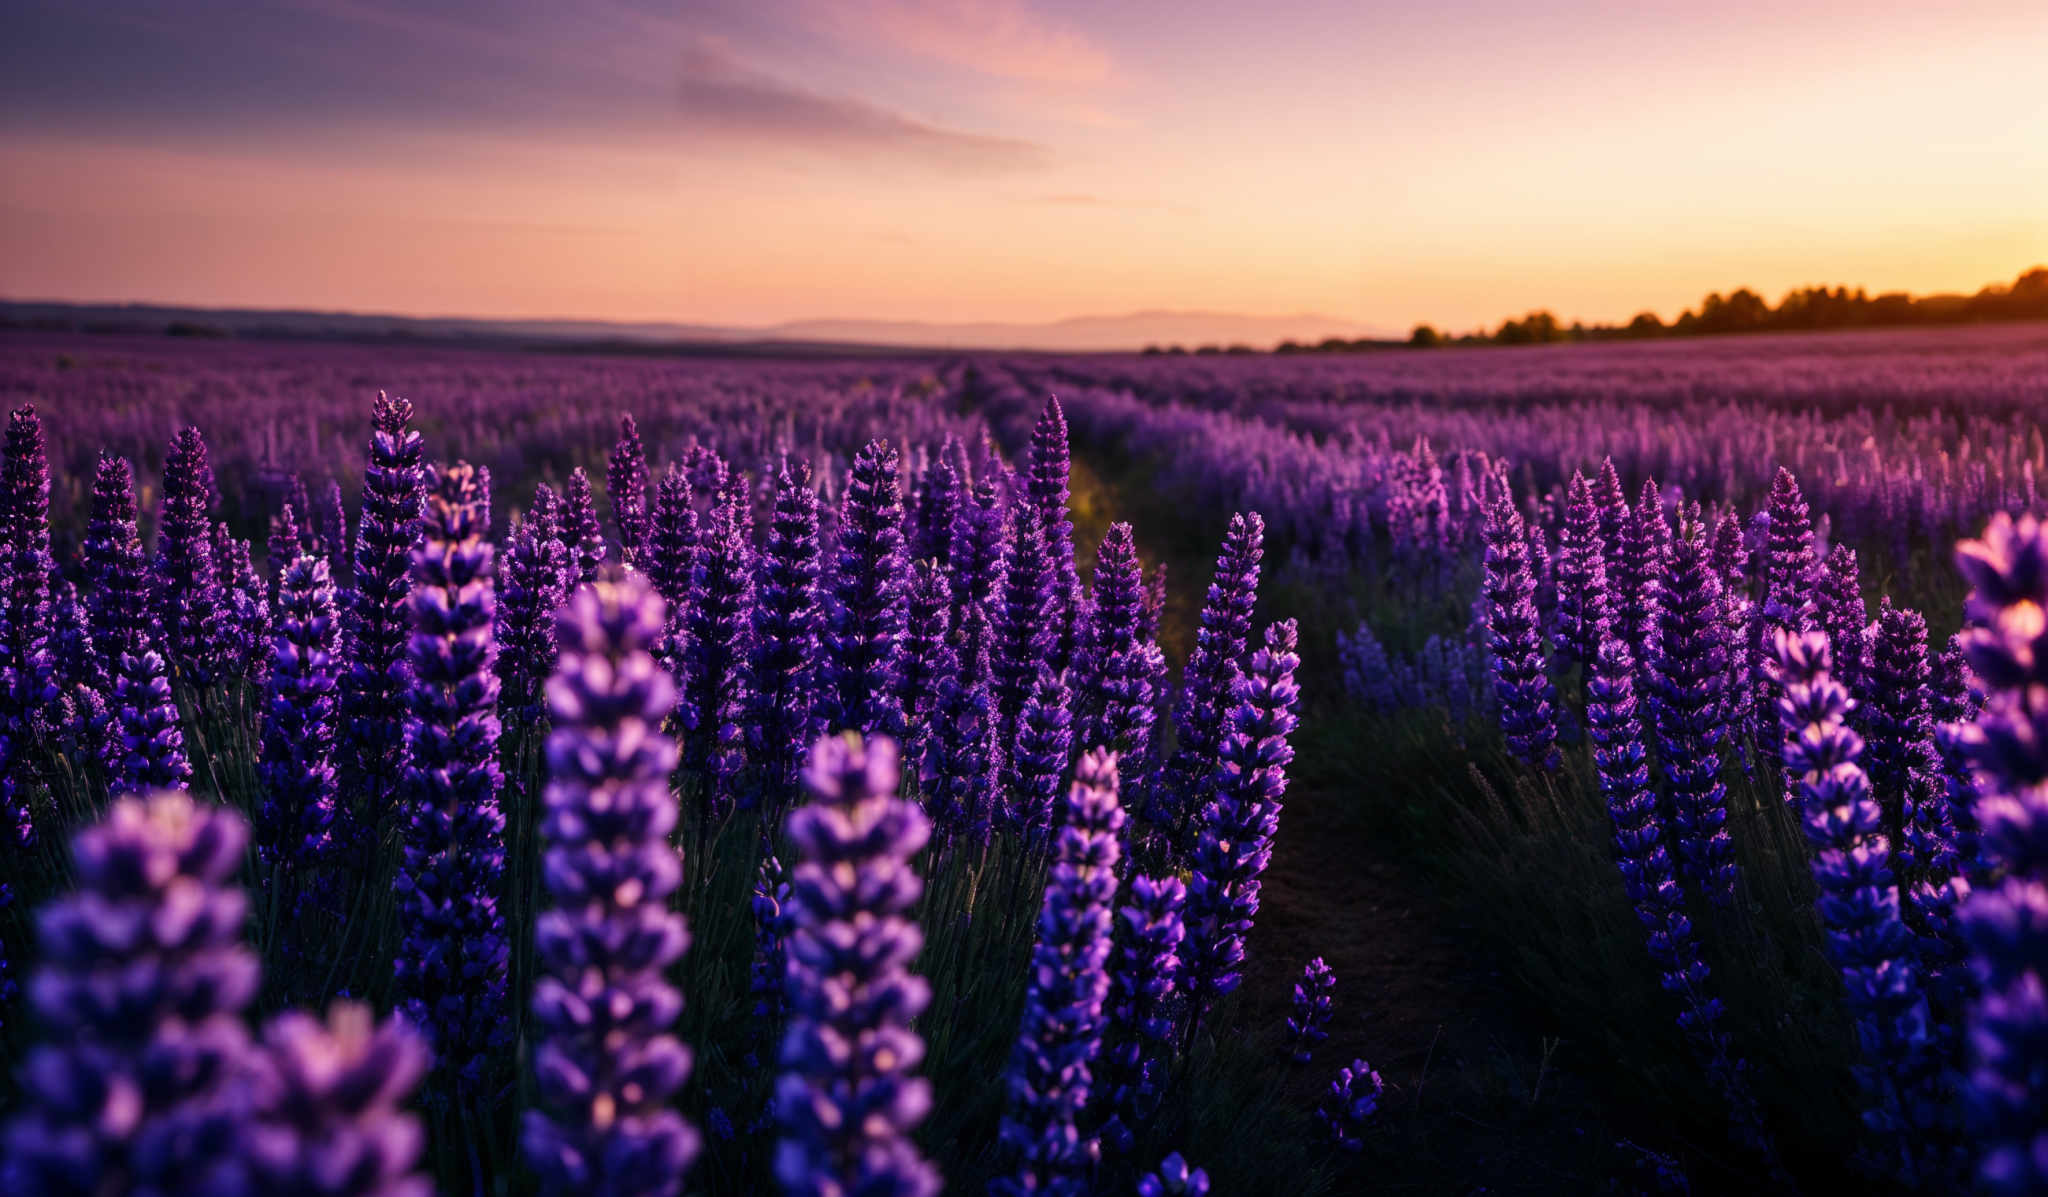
(1141, 264, 2048, 356)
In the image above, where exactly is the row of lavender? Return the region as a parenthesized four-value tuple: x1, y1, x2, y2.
(1382, 454, 2041, 1193)
(0, 334, 980, 555)
(989, 330, 2048, 583)
(0, 387, 1354, 1194)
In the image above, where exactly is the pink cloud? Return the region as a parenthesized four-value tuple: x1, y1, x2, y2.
(808, 0, 1116, 86)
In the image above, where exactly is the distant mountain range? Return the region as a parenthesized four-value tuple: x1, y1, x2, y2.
(0, 300, 1394, 354)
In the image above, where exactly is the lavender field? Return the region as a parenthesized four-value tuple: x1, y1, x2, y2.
(0, 322, 2045, 1195)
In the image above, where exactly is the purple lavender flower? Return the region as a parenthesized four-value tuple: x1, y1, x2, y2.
(609, 413, 651, 565)
(1816, 542, 1868, 698)
(1951, 513, 2048, 1194)
(996, 748, 1124, 1196)
(525, 573, 700, 1197)
(1317, 1059, 1384, 1153)
(153, 425, 224, 685)
(1074, 522, 1167, 764)
(257, 555, 342, 981)
(1136, 1153, 1210, 1197)
(1554, 470, 1611, 674)
(1762, 468, 1817, 633)
(495, 515, 570, 725)
(1100, 872, 1185, 1156)
(1709, 509, 1754, 760)
(948, 469, 1007, 621)
(1008, 668, 1074, 837)
(561, 467, 607, 585)
(776, 734, 940, 1197)
(248, 1001, 432, 1197)
(1286, 957, 1337, 1065)
(1614, 479, 1670, 696)
(338, 393, 425, 880)
(1867, 599, 1938, 860)
(910, 456, 962, 567)
(110, 637, 193, 795)
(49, 582, 105, 742)
(1650, 506, 1737, 907)
(0, 405, 56, 727)
(924, 604, 1000, 838)
(895, 558, 955, 774)
(1026, 397, 1082, 670)
(84, 454, 150, 666)
(1593, 457, 1630, 564)
(645, 466, 699, 673)
(215, 522, 271, 686)
(1162, 512, 1265, 833)
(682, 476, 756, 817)
(820, 440, 908, 738)
(1773, 628, 1949, 1184)
(1185, 620, 1300, 1013)
(393, 464, 509, 1103)
(1482, 497, 1559, 770)
(992, 499, 1057, 737)
(3, 792, 259, 1195)
(750, 459, 824, 801)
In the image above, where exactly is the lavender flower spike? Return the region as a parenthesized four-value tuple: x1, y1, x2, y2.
(257, 555, 343, 978)
(1286, 957, 1337, 1065)
(1161, 512, 1265, 834)
(0, 404, 56, 726)
(1773, 628, 1949, 1185)
(609, 413, 651, 564)
(3, 792, 259, 1195)
(152, 425, 223, 684)
(1951, 513, 2048, 1195)
(820, 440, 909, 738)
(1651, 505, 1737, 907)
(83, 454, 150, 666)
(749, 458, 824, 801)
(997, 748, 1125, 1197)
(680, 476, 756, 819)
(248, 1001, 433, 1197)
(1317, 1059, 1384, 1153)
(1185, 620, 1301, 1013)
(1482, 497, 1559, 770)
(525, 573, 700, 1197)
(776, 734, 940, 1197)
(562, 467, 607, 585)
(338, 392, 426, 879)
(393, 463, 509, 1103)
(1101, 872, 1185, 1155)
(1553, 470, 1611, 674)
(110, 636, 193, 795)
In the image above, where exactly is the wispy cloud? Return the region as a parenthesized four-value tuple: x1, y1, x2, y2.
(0, 2, 1048, 171)
(677, 38, 1048, 170)
(804, 0, 1116, 86)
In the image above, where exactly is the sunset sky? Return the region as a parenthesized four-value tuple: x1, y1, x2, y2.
(3, 0, 2045, 333)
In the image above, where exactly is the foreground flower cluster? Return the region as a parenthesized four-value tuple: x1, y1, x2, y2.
(0, 393, 1328, 1195)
